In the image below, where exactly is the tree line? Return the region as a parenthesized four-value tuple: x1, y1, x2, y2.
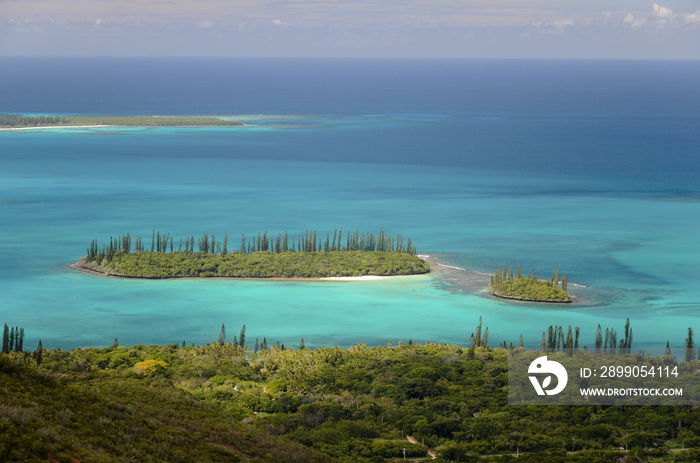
(0, 114, 70, 127)
(15, 328, 700, 462)
(2, 323, 45, 366)
(2, 323, 24, 354)
(491, 264, 568, 292)
(217, 323, 306, 353)
(84, 228, 418, 264)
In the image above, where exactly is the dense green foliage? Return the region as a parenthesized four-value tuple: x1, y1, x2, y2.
(0, 355, 333, 462)
(5, 337, 700, 462)
(489, 265, 573, 302)
(0, 115, 70, 127)
(0, 114, 243, 128)
(78, 250, 429, 278)
(78, 229, 427, 278)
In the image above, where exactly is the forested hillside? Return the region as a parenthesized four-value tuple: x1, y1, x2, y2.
(3, 322, 700, 462)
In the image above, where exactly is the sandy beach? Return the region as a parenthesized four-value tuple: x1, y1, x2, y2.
(319, 275, 407, 281)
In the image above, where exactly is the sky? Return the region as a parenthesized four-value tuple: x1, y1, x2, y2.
(0, 0, 699, 58)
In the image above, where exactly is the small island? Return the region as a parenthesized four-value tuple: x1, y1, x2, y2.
(74, 229, 430, 279)
(488, 264, 574, 303)
(0, 114, 243, 129)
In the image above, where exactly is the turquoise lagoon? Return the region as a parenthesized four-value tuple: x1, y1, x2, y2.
(1, 59, 699, 350)
(1, 120, 699, 351)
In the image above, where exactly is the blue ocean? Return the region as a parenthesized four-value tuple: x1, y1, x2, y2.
(1, 58, 699, 350)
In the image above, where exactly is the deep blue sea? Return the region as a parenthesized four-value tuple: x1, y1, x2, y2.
(1, 58, 699, 351)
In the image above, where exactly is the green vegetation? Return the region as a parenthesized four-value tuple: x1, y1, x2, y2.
(489, 264, 573, 303)
(0, 114, 243, 128)
(0, 355, 332, 462)
(78, 250, 428, 278)
(4, 319, 700, 462)
(2, 323, 24, 354)
(77, 229, 428, 278)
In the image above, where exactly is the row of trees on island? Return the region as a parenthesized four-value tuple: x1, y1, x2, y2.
(84, 228, 418, 264)
(489, 264, 573, 302)
(491, 264, 568, 292)
(0, 114, 69, 127)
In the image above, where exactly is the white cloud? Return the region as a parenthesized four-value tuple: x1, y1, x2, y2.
(552, 18, 573, 29)
(653, 3, 673, 19)
(271, 19, 283, 26)
(685, 10, 700, 23)
(624, 13, 646, 29)
(95, 18, 103, 25)
(197, 20, 213, 29)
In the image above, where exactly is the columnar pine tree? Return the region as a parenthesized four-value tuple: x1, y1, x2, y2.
(299, 337, 305, 350)
(18, 328, 24, 353)
(35, 340, 43, 366)
(475, 316, 483, 347)
(604, 328, 610, 353)
(619, 318, 632, 354)
(2, 324, 8, 354)
(481, 327, 489, 348)
(595, 324, 602, 354)
(558, 326, 564, 351)
(239, 325, 246, 348)
(685, 328, 695, 362)
(219, 324, 226, 345)
(466, 334, 475, 358)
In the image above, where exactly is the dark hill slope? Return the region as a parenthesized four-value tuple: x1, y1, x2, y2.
(0, 356, 334, 463)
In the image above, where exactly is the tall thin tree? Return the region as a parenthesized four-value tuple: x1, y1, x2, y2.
(219, 323, 226, 345)
(685, 327, 695, 362)
(239, 325, 246, 348)
(35, 340, 43, 366)
(1, 324, 9, 354)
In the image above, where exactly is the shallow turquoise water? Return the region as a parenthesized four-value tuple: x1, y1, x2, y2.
(2, 118, 699, 350)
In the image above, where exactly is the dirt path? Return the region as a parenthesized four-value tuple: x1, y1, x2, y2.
(406, 435, 437, 460)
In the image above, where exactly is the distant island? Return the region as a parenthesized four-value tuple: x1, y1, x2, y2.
(488, 264, 574, 303)
(0, 114, 243, 129)
(74, 229, 430, 279)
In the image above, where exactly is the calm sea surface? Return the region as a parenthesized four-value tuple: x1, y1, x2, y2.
(1, 58, 699, 350)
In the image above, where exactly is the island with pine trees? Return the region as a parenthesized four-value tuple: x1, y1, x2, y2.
(73, 229, 430, 279)
(0, 114, 243, 129)
(488, 264, 574, 303)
